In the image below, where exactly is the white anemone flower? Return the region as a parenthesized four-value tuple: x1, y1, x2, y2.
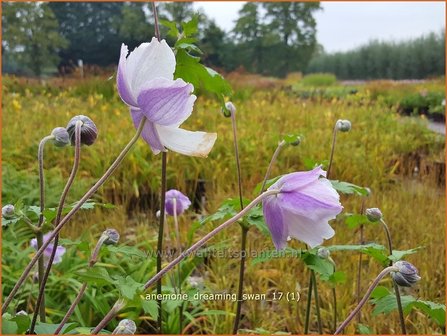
(117, 37, 217, 157)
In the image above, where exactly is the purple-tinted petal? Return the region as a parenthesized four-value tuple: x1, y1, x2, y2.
(262, 196, 288, 250)
(117, 44, 138, 107)
(271, 166, 326, 192)
(137, 78, 196, 127)
(126, 38, 176, 94)
(156, 125, 217, 158)
(52, 246, 66, 264)
(283, 208, 335, 248)
(165, 189, 191, 216)
(30, 238, 38, 250)
(130, 108, 165, 154)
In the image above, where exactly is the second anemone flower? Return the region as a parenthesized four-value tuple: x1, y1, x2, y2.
(117, 38, 217, 157)
(165, 189, 191, 216)
(263, 166, 343, 250)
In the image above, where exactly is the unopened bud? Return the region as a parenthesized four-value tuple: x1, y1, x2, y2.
(103, 229, 120, 245)
(2, 204, 15, 218)
(112, 319, 137, 334)
(67, 115, 98, 146)
(317, 247, 330, 259)
(223, 101, 236, 118)
(336, 119, 351, 132)
(366, 208, 383, 222)
(51, 127, 70, 147)
(392, 261, 421, 287)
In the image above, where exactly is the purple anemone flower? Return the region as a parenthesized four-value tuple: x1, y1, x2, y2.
(262, 166, 343, 250)
(165, 189, 191, 216)
(30, 232, 66, 264)
(117, 38, 217, 157)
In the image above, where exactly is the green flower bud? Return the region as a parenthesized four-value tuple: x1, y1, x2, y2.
(366, 208, 382, 222)
(67, 115, 98, 146)
(336, 119, 351, 132)
(51, 127, 70, 147)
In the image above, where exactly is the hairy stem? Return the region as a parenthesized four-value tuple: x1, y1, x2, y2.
(356, 198, 366, 323)
(334, 266, 397, 334)
(91, 190, 280, 334)
(2, 118, 146, 312)
(260, 140, 286, 193)
(35, 135, 54, 322)
(30, 121, 82, 333)
(326, 125, 338, 178)
(173, 198, 183, 334)
(380, 218, 407, 334)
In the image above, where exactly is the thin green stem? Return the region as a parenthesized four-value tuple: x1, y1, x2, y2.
(35, 135, 54, 322)
(312, 271, 323, 334)
(356, 198, 366, 323)
(30, 121, 82, 333)
(233, 226, 248, 334)
(229, 108, 247, 334)
(157, 152, 167, 334)
(334, 266, 397, 334)
(2, 118, 147, 313)
(91, 190, 281, 334)
(303, 270, 313, 334)
(380, 218, 407, 334)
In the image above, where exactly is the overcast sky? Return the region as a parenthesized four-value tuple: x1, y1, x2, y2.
(193, 1, 445, 52)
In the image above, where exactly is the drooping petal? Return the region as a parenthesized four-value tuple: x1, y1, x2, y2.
(271, 166, 326, 192)
(263, 196, 288, 250)
(117, 44, 138, 107)
(126, 38, 176, 95)
(137, 78, 196, 127)
(283, 209, 335, 248)
(156, 125, 217, 158)
(297, 178, 342, 210)
(130, 108, 164, 154)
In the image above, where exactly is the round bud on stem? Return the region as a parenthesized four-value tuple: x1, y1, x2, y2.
(223, 101, 236, 118)
(336, 119, 352, 132)
(317, 247, 330, 259)
(391, 261, 421, 287)
(66, 115, 98, 146)
(103, 229, 120, 245)
(366, 207, 383, 222)
(2, 204, 15, 218)
(112, 319, 137, 334)
(51, 127, 70, 147)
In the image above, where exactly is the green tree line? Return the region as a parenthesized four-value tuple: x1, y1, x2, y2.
(2, 2, 444, 79)
(306, 31, 445, 80)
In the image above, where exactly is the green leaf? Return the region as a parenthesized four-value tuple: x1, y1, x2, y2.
(357, 324, 373, 334)
(175, 49, 232, 104)
(388, 247, 422, 262)
(159, 19, 179, 38)
(141, 299, 158, 321)
(302, 253, 335, 276)
(34, 322, 77, 334)
(2, 318, 18, 334)
(323, 270, 347, 285)
(74, 267, 115, 286)
(106, 245, 147, 259)
(115, 276, 143, 300)
(181, 15, 199, 37)
(411, 300, 446, 326)
(330, 180, 369, 196)
(326, 243, 389, 265)
(344, 213, 370, 229)
(370, 286, 391, 300)
(371, 293, 416, 315)
(10, 314, 31, 334)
